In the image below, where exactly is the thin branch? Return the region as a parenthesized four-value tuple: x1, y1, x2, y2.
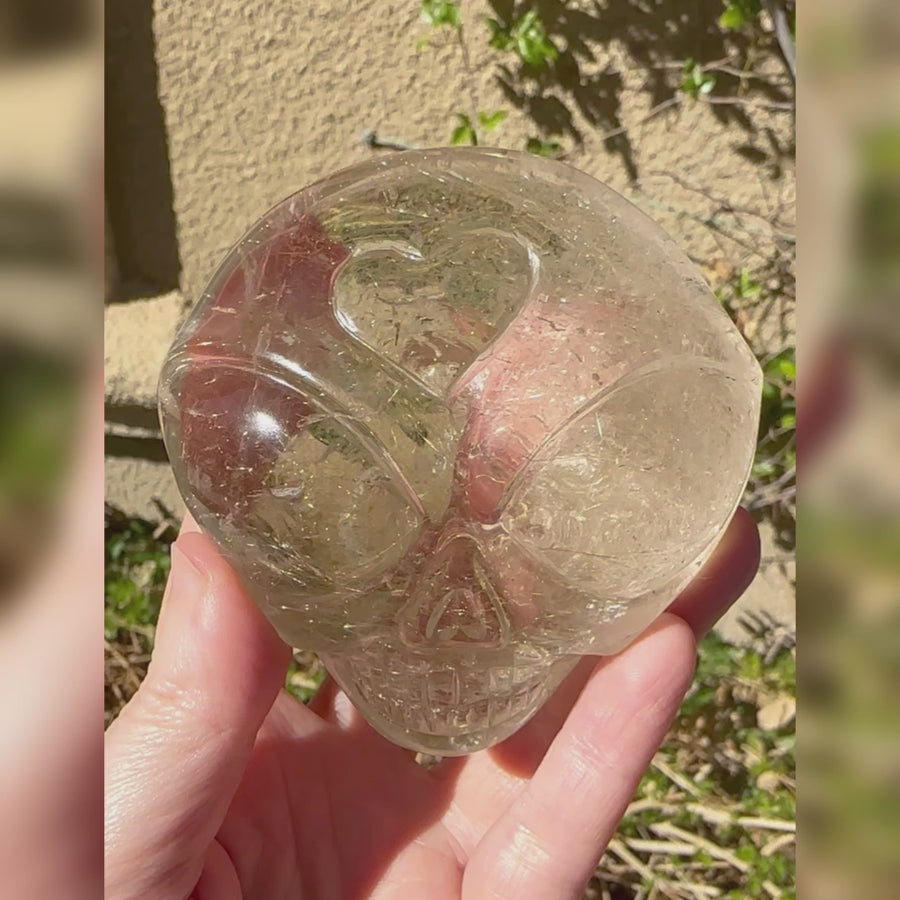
(737, 815, 796, 833)
(651, 822, 751, 874)
(596, 96, 682, 144)
(652, 756, 703, 798)
(698, 95, 794, 113)
(763, 0, 796, 81)
(360, 130, 417, 152)
(627, 838, 697, 857)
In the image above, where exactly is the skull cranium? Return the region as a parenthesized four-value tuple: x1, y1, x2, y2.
(159, 149, 761, 754)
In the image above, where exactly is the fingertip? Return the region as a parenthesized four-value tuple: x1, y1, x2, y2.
(732, 507, 762, 571)
(667, 508, 761, 639)
(152, 529, 291, 712)
(608, 612, 698, 705)
(463, 608, 700, 898)
(652, 612, 699, 689)
(179, 512, 201, 535)
(173, 529, 226, 583)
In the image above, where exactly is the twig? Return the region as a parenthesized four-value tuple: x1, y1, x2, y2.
(104, 639, 144, 692)
(360, 130, 417, 152)
(747, 482, 796, 512)
(151, 518, 177, 540)
(637, 171, 793, 232)
(626, 798, 678, 817)
(607, 840, 666, 891)
(627, 838, 697, 857)
(652, 757, 703, 798)
(763, 0, 796, 81)
(651, 822, 751, 873)
(761, 833, 795, 857)
(626, 193, 796, 246)
(597, 96, 682, 143)
(706, 62, 792, 85)
(684, 803, 733, 828)
(454, 24, 482, 142)
(455, 23, 473, 74)
(737, 816, 796, 833)
(671, 883, 721, 899)
(699, 95, 794, 112)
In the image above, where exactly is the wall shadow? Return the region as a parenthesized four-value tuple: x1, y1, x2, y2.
(104, 433, 170, 464)
(105, 0, 181, 301)
(486, 0, 793, 182)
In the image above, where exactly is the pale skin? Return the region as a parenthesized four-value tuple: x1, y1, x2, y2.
(104, 509, 760, 900)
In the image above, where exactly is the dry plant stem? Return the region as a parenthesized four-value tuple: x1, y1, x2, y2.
(762, 0, 796, 81)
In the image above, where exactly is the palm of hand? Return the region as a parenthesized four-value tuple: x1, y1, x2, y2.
(216, 691, 472, 899)
(106, 511, 759, 900)
(200, 627, 691, 900)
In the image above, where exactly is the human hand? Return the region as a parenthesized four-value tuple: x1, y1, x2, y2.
(105, 510, 759, 900)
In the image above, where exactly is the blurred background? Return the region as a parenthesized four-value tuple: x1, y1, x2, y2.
(0, 0, 97, 592)
(0, 0, 102, 895)
(801, 2, 900, 898)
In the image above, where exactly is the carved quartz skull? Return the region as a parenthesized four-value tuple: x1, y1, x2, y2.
(159, 149, 761, 754)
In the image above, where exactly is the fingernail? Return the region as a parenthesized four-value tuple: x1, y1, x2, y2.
(151, 538, 213, 674)
(169, 539, 209, 600)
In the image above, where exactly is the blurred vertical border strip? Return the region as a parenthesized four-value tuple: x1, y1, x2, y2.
(0, 0, 103, 895)
(800, 2, 900, 898)
(0, 0, 101, 594)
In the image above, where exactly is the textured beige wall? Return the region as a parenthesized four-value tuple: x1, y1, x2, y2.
(107, 0, 794, 524)
(151, 0, 794, 307)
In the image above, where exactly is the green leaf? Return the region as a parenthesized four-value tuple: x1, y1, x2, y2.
(737, 266, 762, 298)
(719, 4, 746, 30)
(763, 350, 795, 387)
(477, 109, 507, 131)
(420, 0, 459, 29)
(778, 357, 796, 380)
(488, 8, 558, 68)
(486, 18, 512, 50)
(450, 114, 476, 146)
(779, 412, 796, 431)
(752, 458, 778, 478)
(526, 136, 562, 157)
(719, 0, 763, 30)
(104, 607, 120, 641)
(680, 59, 716, 99)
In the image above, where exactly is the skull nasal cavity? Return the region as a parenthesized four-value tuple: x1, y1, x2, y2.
(399, 537, 510, 648)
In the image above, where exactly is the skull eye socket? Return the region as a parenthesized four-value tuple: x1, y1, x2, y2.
(500, 358, 760, 598)
(331, 228, 535, 394)
(258, 413, 425, 581)
(162, 362, 425, 584)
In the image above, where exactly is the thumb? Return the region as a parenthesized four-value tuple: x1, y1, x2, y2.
(104, 529, 290, 900)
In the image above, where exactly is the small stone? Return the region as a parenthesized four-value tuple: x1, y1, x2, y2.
(757, 695, 796, 731)
(756, 770, 782, 793)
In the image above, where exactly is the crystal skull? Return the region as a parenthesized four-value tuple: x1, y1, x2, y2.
(158, 148, 762, 754)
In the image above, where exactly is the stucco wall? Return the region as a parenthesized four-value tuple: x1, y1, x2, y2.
(105, 0, 794, 520)
(149, 0, 793, 306)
